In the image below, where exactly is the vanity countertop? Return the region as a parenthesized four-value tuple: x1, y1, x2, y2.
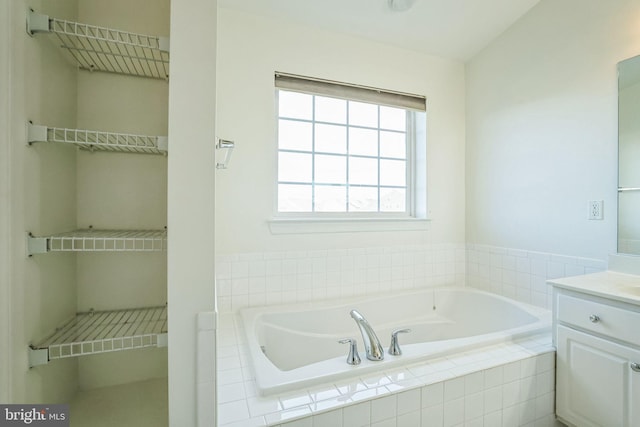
(548, 270, 640, 306)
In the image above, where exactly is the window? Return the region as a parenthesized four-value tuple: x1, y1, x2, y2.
(275, 73, 426, 219)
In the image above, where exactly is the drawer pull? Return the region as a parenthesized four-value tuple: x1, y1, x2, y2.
(632, 363, 640, 373)
(589, 314, 600, 323)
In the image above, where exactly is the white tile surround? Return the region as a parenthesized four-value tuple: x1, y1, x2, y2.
(215, 243, 607, 314)
(216, 244, 466, 314)
(466, 244, 607, 310)
(217, 313, 557, 427)
(214, 244, 606, 426)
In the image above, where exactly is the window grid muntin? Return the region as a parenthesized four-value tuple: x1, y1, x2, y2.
(277, 90, 409, 214)
(345, 100, 351, 211)
(376, 106, 380, 212)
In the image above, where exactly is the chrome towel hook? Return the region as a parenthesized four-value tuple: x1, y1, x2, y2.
(216, 138, 235, 169)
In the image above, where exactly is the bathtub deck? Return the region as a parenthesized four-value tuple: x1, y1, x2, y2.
(217, 312, 557, 427)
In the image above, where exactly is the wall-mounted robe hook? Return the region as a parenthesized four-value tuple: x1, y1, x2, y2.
(216, 138, 235, 169)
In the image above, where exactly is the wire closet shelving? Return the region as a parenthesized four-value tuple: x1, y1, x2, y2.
(28, 123, 168, 155)
(27, 229, 167, 255)
(25, 10, 172, 368)
(29, 306, 168, 367)
(27, 10, 170, 80)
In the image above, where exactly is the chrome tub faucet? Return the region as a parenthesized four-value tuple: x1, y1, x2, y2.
(388, 328, 411, 356)
(350, 309, 384, 361)
(338, 338, 361, 365)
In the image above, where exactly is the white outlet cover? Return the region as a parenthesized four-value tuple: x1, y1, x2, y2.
(588, 200, 604, 220)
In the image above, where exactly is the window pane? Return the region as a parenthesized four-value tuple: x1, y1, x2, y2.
(348, 101, 378, 128)
(276, 81, 417, 216)
(315, 96, 347, 124)
(278, 152, 312, 182)
(380, 106, 406, 131)
(380, 159, 406, 187)
(349, 128, 378, 156)
(315, 185, 346, 212)
(380, 188, 406, 212)
(349, 157, 378, 185)
(279, 119, 312, 151)
(315, 124, 347, 154)
(278, 184, 312, 212)
(380, 131, 406, 159)
(279, 91, 312, 120)
(315, 154, 346, 184)
(349, 187, 378, 212)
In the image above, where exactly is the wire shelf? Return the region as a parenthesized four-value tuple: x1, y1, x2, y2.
(30, 306, 167, 364)
(28, 229, 167, 255)
(27, 123, 168, 155)
(28, 11, 169, 80)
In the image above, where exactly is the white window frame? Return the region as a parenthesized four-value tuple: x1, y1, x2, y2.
(270, 73, 429, 234)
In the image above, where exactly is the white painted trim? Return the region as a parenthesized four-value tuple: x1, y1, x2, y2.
(268, 217, 430, 234)
(0, 0, 14, 403)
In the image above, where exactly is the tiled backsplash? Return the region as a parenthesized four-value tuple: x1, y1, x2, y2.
(215, 244, 466, 313)
(215, 243, 607, 313)
(466, 244, 607, 310)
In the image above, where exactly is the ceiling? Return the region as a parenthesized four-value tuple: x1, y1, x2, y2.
(217, 0, 541, 61)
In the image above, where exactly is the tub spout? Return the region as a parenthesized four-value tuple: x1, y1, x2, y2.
(350, 309, 384, 361)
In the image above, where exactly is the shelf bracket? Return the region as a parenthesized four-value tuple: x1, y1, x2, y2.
(27, 233, 48, 256)
(158, 36, 170, 53)
(216, 138, 235, 169)
(26, 10, 50, 36)
(27, 122, 48, 145)
(28, 347, 49, 367)
(157, 333, 168, 348)
(157, 136, 169, 152)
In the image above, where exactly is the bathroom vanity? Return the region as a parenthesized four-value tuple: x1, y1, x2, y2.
(549, 271, 640, 427)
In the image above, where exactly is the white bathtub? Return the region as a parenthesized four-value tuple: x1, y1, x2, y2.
(240, 287, 551, 395)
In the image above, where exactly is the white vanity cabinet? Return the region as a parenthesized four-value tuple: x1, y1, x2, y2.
(550, 275, 640, 427)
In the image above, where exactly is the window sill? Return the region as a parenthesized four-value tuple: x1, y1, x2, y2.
(267, 217, 431, 235)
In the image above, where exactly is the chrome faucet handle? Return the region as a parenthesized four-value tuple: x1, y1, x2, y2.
(389, 328, 411, 356)
(338, 338, 361, 365)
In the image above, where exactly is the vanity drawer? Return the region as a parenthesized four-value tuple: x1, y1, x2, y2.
(557, 294, 640, 345)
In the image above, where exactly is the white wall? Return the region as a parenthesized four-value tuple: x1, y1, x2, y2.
(167, 0, 217, 425)
(0, 0, 14, 404)
(215, 8, 466, 255)
(75, 0, 169, 391)
(466, 0, 640, 261)
(15, 0, 79, 403)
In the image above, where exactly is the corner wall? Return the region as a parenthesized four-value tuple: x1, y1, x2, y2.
(167, 0, 217, 425)
(0, 0, 14, 404)
(466, 0, 640, 262)
(12, 0, 79, 404)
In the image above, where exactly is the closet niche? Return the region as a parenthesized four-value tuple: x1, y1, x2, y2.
(24, 0, 169, 408)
